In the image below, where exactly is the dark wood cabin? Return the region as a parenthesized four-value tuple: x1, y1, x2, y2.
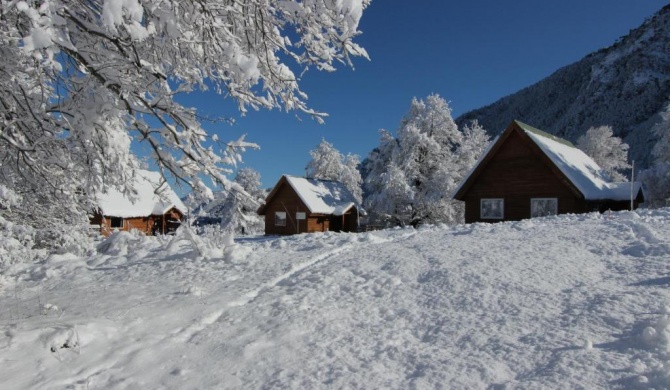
(453, 120, 644, 224)
(90, 170, 187, 237)
(258, 175, 363, 235)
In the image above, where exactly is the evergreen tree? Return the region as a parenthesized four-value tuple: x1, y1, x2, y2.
(362, 130, 398, 205)
(341, 154, 364, 204)
(640, 106, 670, 207)
(306, 139, 363, 203)
(576, 125, 631, 181)
(363, 96, 491, 227)
(219, 191, 240, 245)
(191, 168, 265, 234)
(652, 105, 670, 164)
(306, 140, 345, 181)
(456, 120, 491, 178)
(364, 163, 414, 226)
(639, 162, 670, 208)
(233, 168, 266, 235)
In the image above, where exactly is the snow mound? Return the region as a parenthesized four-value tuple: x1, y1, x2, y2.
(640, 315, 670, 352)
(96, 230, 142, 256)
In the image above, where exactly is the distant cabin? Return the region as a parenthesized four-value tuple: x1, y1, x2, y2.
(258, 175, 365, 235)
(90, 170, 187, 237)
(453, 120, 644, 223)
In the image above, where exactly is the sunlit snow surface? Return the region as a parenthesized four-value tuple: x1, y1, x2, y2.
(2, 210, 670, 389)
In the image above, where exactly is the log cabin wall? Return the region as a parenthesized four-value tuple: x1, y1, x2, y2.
(462, 129, 587, 223)
(262, 181, 314, 235)
(306, 215, 329, 233)
(260, 176, 363, 235)
(124, 217, 152, 234)
(94, 210, 185, 237)
(98, 215, 152, 237)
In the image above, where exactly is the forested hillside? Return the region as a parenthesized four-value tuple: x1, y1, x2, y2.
(457, 5, 670, 168)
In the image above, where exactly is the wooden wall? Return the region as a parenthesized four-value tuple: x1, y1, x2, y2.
(262, 181, 324, 235)
(462, 129, 587, 223)
(261, 179, 360, 235)
(92, 207, 184, 237)
(95, 215, 152, 237)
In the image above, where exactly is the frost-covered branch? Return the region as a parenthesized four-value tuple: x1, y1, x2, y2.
(0, 0, 370, 227)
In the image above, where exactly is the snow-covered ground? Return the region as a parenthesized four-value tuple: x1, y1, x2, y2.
(2, 210, 670, 389)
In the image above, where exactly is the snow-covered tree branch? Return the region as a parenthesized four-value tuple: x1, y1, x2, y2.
(0, 0, 370, 227)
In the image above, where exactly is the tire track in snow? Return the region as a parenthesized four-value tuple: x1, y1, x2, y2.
(171, 240, 360, 343)
(227, 243, 356, 307)
(172, 309, 225, 343)
(171, 230, 419, 343)
(227, 229, 419, 308)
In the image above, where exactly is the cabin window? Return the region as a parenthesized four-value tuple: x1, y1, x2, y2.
(275, 211, 287, 226)
(480, 199, 504, 219)
(109, 217, 124, 228)
(531, 198, 558, 218)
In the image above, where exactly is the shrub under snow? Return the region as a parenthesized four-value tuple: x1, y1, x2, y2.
(0, 216, 44, 268)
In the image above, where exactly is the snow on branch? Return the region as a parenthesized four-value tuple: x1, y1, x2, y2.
(0, 0, 370, 225)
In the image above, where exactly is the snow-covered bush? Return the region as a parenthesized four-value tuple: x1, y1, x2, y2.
(96, 231, 142, 257)
(196, 224, 233, 250)
(1, 219, 96, 269)
(0, 216, 45, 268)
(191, 168, 266, 235)
(0, 185, 20, 210)
(34, 224, 96, 257)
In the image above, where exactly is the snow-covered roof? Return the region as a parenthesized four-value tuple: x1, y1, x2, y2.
(454, 120, 642, 202)
(518, 121, 641, 201)
(284, 176, 363, 216)
(94, 170, 187, 218)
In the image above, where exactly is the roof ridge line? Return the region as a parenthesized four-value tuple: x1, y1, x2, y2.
(514, 120, 575, 148)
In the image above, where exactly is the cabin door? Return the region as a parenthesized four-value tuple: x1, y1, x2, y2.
(330, 209, 358, 233)
(329, 215, 343, 232)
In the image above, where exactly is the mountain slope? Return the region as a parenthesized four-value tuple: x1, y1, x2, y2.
(457, 5, 670, 168)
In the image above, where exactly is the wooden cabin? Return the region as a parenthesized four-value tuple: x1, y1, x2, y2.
(258, 175, 365, 235)
(453, 120, 644, 223)
(90, 170, 187, 237)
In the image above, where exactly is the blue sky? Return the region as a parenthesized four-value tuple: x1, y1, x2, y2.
(177, 1, 668, 190)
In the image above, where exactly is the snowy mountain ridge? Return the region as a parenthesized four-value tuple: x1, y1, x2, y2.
(457, 5, 670, 168)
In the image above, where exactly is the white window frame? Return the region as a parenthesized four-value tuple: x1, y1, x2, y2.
(480, 198, 504, 220)
(274, 211, 287, 226)
(530, 198, 558, 218)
